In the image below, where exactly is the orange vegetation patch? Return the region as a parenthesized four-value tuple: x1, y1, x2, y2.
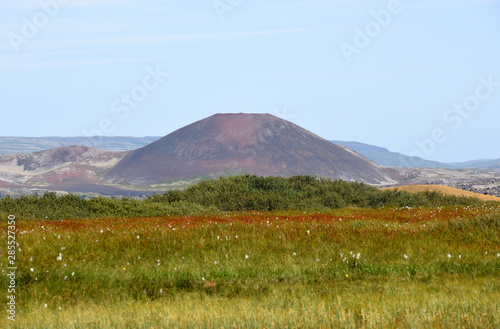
(380, 185, 500, 202)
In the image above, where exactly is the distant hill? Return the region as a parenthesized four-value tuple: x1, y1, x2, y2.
(102, 113, 397, 186)
(0, 136, 160, 155)
(331, 141, 453, 168)
(0, 146, 128, 194)
(448, 159, 500, 169)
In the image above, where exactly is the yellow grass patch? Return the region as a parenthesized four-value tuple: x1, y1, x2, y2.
(380, 184, 500, 202)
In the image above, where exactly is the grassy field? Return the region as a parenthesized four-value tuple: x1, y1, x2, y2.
(2, 205, 500, 328)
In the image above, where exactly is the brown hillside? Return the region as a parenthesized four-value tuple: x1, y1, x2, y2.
(102, 113, 397, 186)
(381, 185, 500, 202)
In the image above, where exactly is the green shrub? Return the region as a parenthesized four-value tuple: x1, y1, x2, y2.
(0, 175, 488, 220)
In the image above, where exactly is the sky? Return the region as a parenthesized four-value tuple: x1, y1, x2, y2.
(1, 0, 499, 163)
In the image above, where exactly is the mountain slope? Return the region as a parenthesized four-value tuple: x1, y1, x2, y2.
(103, 113, 396, 185)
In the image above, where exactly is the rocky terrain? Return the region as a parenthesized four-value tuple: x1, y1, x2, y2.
(0, 146, 130, 195)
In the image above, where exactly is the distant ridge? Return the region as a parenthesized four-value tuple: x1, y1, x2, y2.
(332, 141, 454, 168)
(449, 159, 500, 169)
(102, 113, 397, 185)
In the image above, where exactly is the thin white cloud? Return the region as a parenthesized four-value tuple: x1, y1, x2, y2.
(295, 67, 437, 82)
(65, 0, 135, 7)
(1, 26, 322, 53)
(0, 0, 38, 10)
(0, 0, 137, 10)
(0, 27, 322, 70)
(0, 53, 168, 71)
(89, 26, 323, 44)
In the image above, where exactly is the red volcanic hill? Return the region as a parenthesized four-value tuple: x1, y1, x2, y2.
(102, 113, 396, 185)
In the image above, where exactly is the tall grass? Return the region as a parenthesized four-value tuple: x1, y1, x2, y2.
(1, 206, 499, 328)
(12, 278, 500, 328)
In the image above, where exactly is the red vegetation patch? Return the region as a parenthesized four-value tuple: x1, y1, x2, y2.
(12, 205, 500, 233)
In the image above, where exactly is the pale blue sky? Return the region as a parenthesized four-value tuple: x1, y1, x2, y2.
(1, 0, 499, 162)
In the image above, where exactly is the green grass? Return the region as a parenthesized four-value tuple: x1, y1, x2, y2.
(1, 206, 499, 328)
